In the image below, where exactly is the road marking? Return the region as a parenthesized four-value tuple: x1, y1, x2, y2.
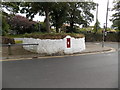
(0, 58, 32, 62)
(0, 48, 116, 62)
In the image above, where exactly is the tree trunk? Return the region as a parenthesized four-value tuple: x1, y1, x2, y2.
(45, 8, 50, 33)
(70, 22, 74, 32)
(55, 16, 59, 33)
(70, 14, 74, 33)
(56, 26, 59, 33)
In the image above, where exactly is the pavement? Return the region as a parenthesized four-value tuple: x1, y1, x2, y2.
(1, 42, 116, 61)
(81, 42, 116, 53)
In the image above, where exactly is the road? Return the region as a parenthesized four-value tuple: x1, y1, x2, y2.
(2, 42, 118, 88)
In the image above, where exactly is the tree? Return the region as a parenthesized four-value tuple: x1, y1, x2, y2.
(50, 2, 69, 33)
(7, 15, 38, 34)
(93, 19, 101, 33)
(20, 2, 56, 33)
(111, 1, 120, 30)
(20, 2, 96, 33)
(1, 2, 20, 14)
(1, 2, 20, 35)
(1, 2, 97, 34)
(66, 2, 96, 33)
(1, 14, 10, 36)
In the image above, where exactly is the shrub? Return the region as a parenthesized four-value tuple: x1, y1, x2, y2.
(15, 40, 23, 44)
(24, 33, 85, 39)
(2, 36, 15, 44)
(84, 33, 119, 42)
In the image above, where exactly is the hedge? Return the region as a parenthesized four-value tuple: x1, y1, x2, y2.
(85, 33, 119, 42)
(23, 33, 85, 39)
(1, 36, 15, 44)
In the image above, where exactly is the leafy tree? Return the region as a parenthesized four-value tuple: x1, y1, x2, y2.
(50, 2, 69, 33)
(111, 1, 120, 31)
(20, 2, 56, 33)
(1, 2, 96, 34)
(1, 2, 20, 35)
(66, 2, 96, 33)
(93, 19, 101, 33)
(20, 2, 96, 33)
(1, 2, 20, 14)
(1, 14, 10, 36)
(7, 15, 38, 34)
(39, 22, 46, 32)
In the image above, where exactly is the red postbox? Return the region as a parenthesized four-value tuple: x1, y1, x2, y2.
(67, 38, 71, 48)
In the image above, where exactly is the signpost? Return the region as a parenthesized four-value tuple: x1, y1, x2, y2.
(102, 0, 109, 48)
(102, 24, 105, 47)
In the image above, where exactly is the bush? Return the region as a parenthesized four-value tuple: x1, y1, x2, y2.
(39, 22, 47, 32)
(84, 33, 119, 42)
(15, 40, 23, 44)
(2, 36, 15, 44)
(24, 33, 85, 39)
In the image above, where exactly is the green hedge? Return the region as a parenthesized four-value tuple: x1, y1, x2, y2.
(23, 33, 85, 39)
(6, 32, 120, 42)
(85, 33, 119, 42)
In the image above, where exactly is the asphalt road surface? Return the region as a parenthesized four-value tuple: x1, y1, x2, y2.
(2, 42, 118, 88)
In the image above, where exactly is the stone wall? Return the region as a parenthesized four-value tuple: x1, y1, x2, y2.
(22, 36, 85, 55)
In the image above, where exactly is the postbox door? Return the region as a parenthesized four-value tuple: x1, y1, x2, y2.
(67, 38, 71, 48)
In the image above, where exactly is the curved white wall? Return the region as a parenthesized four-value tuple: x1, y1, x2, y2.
(22, 36, 85, 55)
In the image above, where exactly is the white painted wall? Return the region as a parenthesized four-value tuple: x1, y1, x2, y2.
(22, 36, 85, 55)
(14, 38, 24, 41)
(64, 36, 85, 54)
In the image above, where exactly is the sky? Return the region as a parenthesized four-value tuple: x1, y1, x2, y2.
(91, 0, 115, 28)
(16, 0, 115, 28)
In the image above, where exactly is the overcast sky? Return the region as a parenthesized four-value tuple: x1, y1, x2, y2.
(16, 0, 115, 28)
(91, 0, 114, 28)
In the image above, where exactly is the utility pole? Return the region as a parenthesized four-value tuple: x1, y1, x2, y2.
(105, 0, 109, 32)
(102, 23, 105, 47)
(96, 3, 99, 33)
(102, 0, 109, 48)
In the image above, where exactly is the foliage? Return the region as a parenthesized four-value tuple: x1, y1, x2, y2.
(15, 40, 23, 44)
(111, 1, 120, 30)
(20, 2, 96, 33)
(7, 15, 38, 34)
(2, 2, 96, 34)
(2, 36, 15, 44)
(66, 2, 96, 33)
(0, 13, 10, 36)
(79, 26, 94, 33)
(1, 2, 20, 35)
(50, 2, 69, 33)
(39, 22, 46, 32)
(93, 19, 101, 33)
(84, 33, 119, 42)
(23, 33, 85, 39)
(1, 2, 20, 14)
(20, 2, 56, 33)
